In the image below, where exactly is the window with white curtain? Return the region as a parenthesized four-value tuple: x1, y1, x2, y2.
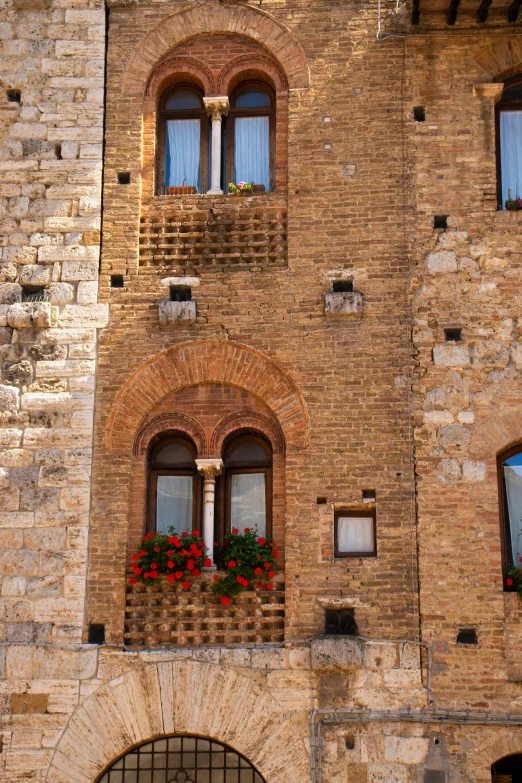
(497, 78, 522, 209)
(227, 84, 274, 192)
(157, 87, 208, 195)
(223, 435, 272, 538)
(498, 447, 522, 587)
(148, 437, 201, 535)
(334, 509, 376, 557)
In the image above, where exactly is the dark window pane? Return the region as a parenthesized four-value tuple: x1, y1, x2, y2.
(502, 458, 522, 564)
(155, 441, 195, 465)
(502, 82, 522, 101)
(165, 90, 202, 110)
(236, 89, 271, 108)
(228, 440, 268, 462)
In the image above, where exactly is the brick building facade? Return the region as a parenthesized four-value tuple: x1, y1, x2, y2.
(2, 0, 522, 779)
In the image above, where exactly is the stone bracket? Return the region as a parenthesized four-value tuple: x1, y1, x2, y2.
(472, 83, 504, 102)
(325, 291, 363, 319)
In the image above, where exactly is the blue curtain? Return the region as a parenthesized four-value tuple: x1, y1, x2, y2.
(234, 116, 269, 190)
(500, 111, 522, 207)
(166, 119, 200, 192)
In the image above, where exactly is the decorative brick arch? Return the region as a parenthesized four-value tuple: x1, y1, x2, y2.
(107, 341, 309, 455)
(473, 408, 522, 458)
(134, 413, 208, 457)
(474, 733, 522, 774)
(475, 39, 522, 80)
(44, 660, 310, 783)
(211, 410, 285, 456)
(121, 4, 309, 97)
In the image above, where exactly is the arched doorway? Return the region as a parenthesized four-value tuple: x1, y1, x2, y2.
(492, 753, 522, 782)
(97, 735, 266, 783)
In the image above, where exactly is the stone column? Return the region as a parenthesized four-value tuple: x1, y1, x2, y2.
(195, 458, 223, 567)
(203, 96, 230, 195)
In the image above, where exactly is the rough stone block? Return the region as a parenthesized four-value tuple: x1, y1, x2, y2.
(18, 265, 52, 286)
(0, 384, 19, 412)
(77, 281, 98, 304)
(462, 460, 487, 482)
(159, 300, 196, 324)
(10, 694, 49, 714)
(48, 283, 75, 304)
(425, 251, 457, 274)
(311, 637, 363, 669)
(432, 345, 470, 366)
(0, 283, 22, 304)
(324, 291, 363, 318)
(383, 737, 429, 764)
(7, 302, 55, 329)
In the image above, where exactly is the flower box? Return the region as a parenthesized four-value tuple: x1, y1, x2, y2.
(166, 186, 197, 195)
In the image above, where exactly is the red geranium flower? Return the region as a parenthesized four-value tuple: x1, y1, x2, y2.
(204, 558, 212, 568)
(268, 570, 275, 578)
(175, 571, 183, 579)
(236, 576, 244, 584)
(193, 530, 200, 536)
(227, 560, 237, 568)
(151, 571, 159, 579)
(182, 580, 190, 589)
(132, 553, 139, 560)
(520, 556, 522, 562)
(143, 571, 150, 578)
(167, 574, 175, 583)
(256, 583, 262, 589)
(190, 543, 198, 551)
(507, 577, 514, 586)
(254, 567, 263, 575)
(232, 528, 239, 534)
(195, 549, 202, 557)
(139, 549, 146, 557)
(187, 559, 194, 570)
(220, 596, 231, 605)
(213, 574, 220, 581)
(273, 550, 279, 558)
(257, 537, 266, 546)
(264, 562, 271, 569)
(150, 562, 157, 570)
(244, 528, 251, 532)
(154, 546, 160, 552)
(166, 550, 173, 557)
(182, 531, 188, 537)
(167, 561, 174, 569)
(129, 577, 137, 585)
(192, 568, 201, 577)
(267, 583, 273, 590)
(133, 567, 142, 575)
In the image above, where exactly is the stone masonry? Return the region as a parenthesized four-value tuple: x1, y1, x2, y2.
(1, 0, 522, 781)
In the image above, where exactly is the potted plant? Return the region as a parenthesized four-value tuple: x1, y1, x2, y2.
(506, 559, 522, 598)
(129, 528, 211, 589)
(505, 189, 522, 211)
(212, 528, 278, 605)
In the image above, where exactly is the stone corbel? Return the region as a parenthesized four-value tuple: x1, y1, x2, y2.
(472, 83, 504, 103)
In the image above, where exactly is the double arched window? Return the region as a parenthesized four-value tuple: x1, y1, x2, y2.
(148, 432, 273, 548)
(497, 76, 522, 208)
(157, 81, 274, 194)
(498, 446, 522, 586)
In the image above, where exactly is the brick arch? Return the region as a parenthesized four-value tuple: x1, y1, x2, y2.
(146, 56, 216, 99)
(218, 54, 288, 95)
(44, 660, 310, 783)
(134, 413, 208, 457)
(121, 4, 309, 97)
(475, 734, 522, 771)
(107, 341, 309, 455)
(475, 39, 522, 79)
(211, 410, 285, 457)
(473, 408, 522, 458)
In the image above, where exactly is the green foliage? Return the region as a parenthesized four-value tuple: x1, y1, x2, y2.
(507, 563, 522, 598)
(212, 528, 278, 604)
(129, 528, 210, 588)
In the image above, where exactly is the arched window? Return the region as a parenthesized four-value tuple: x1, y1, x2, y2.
(148, 436, 201, 535)
(157, 85, 208, 194)
(497, 76, 522, 209)
(498, 445, 522, 586)
(97, 735, 266, 783)
(222, 434, 272, 537)
(227, 83, 274, 192)
(491, 752, 522, 782)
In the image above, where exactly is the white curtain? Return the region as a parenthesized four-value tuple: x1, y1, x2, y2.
(337, 516, 374, 554)
(234, 116, 269, 190)
(230, 473, 266, 536)
(504, 466, 522, 565)
(166, 119, 200, 192)
(156, 475, 193, 535)
(500, 111, 522, 206)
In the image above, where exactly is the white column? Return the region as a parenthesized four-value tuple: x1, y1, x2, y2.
(203, 96, 229, 195)
(195, 458, 223, 567)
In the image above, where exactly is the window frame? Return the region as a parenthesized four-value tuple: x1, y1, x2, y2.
(217, 434, 273, 549)
(495, 75, 522, 210)
(334, 508, 377, 558)
(226, 81, 276, 192)
(497, 443, 522, 589)
(147, 435, 202, 535)
(156, 84, 209, 195)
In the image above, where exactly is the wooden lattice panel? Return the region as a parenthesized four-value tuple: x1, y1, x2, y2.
(138, 194, 287, 269)
(125, 574, 285, 648)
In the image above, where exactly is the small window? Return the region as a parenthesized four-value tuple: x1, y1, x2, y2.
(325, 608, 358, 636)
(148, 436, 201, 535)
(497, 76, 522, 209)
(227, 82, 275, 192)
(334, 509, 376, 557)
(157, 86, 207, 195)
(498, 446, 522, 586)
(223, 434, 272, 538)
